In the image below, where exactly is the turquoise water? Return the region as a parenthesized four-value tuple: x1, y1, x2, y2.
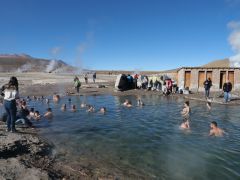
(21, 95, 240, 179)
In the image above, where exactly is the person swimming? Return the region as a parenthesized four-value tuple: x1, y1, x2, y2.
(137, 99, 144, 106)
(209, 121, 225, 137)
(123, 99, 132, 107)
(53, 94, 60, 102)
(34, 111, 41, 121)
(99, 107, 106, 114)
(207, 102, 211, 110)
(44, 108, 53, 119)
(46, 98, 50, 104)
(61, 104, 67, 111)
(71, 104, 77, 112)
(180, 101, 190, 129)
(87, 105, 95, 112)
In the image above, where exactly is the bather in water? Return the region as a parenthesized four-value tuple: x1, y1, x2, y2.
(99, 107, 106, 114)
(209, 121, 225, 137)
(71, 105, 77, 112)
(123, 99, 132, 108)
(61, 104, 67, 111)
(44, 108, 53, 119)
(180, 101, 190, 129)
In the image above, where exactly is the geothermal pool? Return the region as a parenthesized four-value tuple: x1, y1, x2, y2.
(16, 95, 240, 178)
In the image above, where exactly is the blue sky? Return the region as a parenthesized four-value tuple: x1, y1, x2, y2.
(0, 0, 240, 70)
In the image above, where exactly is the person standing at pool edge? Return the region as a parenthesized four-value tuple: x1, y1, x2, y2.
(1, 77, 19, 132)
(223, 80, 232, 103)
(203, 77, 212, 99)
(84, 73, 88, 84)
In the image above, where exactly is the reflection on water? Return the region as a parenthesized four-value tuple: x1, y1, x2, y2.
(5, 95, 240, 179)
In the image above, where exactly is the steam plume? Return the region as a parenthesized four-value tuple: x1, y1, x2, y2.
(46, 60, 58, 73)
(51, 47, 62, 57)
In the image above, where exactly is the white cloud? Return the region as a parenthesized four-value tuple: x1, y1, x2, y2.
(228, 20, 240, 66)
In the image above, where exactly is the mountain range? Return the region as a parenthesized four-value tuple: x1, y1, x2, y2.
(0, 54, 75, 73)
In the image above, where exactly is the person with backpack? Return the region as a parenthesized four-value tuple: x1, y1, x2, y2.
(74, 76, 81, 93)
(223, 80, 232, 103)
(1, 76, 19, 132)
(203, 77, 212, 98)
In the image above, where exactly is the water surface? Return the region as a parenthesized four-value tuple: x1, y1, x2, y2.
(22, 95, 240, 179)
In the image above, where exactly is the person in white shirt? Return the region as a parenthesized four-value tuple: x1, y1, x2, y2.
(1, 77, 19, 133)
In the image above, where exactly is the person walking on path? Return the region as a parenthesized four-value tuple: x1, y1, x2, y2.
(84, 73, 88, 84)
(1, 76, 19, 132)
(73, 76, 81, 93)
(223, 80, 232, 103)
(93, 72, 96, 83)
(203, 77, 212, 98)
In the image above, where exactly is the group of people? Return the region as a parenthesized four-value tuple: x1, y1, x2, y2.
(180, 100, 225, 137)
(137, 75, 176, 95)
(60, 100, 106, 114)
(204, 77, 233, 103)
(73, 72, 97, 93)
(0, 77, 54, 132)
(0, 76, 227, 137)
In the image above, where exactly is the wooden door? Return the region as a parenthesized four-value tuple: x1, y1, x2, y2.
(228, 71, 234, 88)
(220, 71, 226, 89)
(184, 71, 191, 88)
(198, 71, 205, 88)
(206, 71, 212, 80)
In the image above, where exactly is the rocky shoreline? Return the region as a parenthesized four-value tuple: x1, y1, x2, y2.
(0, 123, 92, 180)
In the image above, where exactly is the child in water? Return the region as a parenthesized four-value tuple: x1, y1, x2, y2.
(209, 121, 225, 137)
(44, 108, 53, 119)
(123, 99, 132, 107)
(180, 101, 190, 129)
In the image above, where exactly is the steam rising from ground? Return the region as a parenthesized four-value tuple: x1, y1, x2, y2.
(46, 60, 58, 72)
(228, 21, 240, 67)
(17, 63, 32, 73)
(74, 31, 94, 74)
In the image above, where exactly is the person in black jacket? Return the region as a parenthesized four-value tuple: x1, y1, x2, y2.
(223, 80, 232, 103)
(203, 78, 212, 98)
